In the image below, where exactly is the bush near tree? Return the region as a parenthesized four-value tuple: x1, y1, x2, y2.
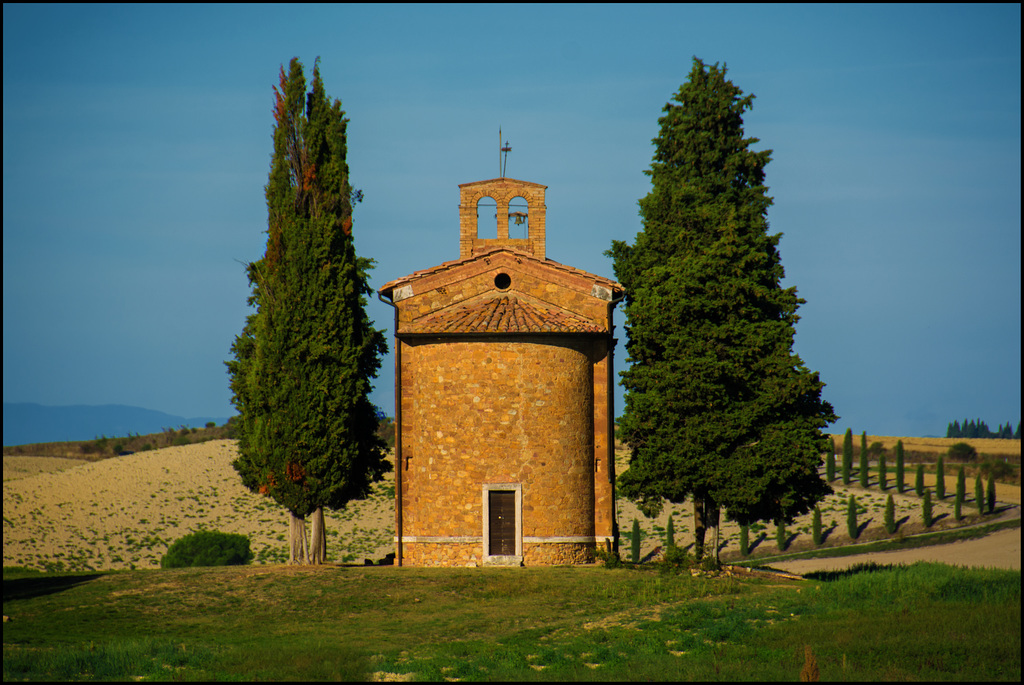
(161, 531, 253, 569)
(948, 442, 978, 463)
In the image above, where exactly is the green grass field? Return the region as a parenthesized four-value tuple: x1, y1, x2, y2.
(3, 561, 1019, 681)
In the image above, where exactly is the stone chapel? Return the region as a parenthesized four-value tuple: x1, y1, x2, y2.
(378, 177, 624, 566)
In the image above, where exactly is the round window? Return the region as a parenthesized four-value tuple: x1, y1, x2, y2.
(494, 273, 511, 290)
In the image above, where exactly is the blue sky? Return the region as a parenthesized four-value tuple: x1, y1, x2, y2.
(3, 3, 1020, 437)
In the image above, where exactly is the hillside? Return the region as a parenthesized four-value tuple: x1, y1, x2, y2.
(4, 438, 1020, 573)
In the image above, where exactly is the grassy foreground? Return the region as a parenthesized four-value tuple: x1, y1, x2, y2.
(3, 562, 1019, 681)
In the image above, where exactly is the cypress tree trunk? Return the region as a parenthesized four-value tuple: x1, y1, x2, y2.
(693, 498, 707, 561)
(289, 512, 308, 564)
(309, 507, 327, 564)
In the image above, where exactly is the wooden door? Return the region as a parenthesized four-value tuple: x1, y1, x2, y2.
(488, 490, 516, 555)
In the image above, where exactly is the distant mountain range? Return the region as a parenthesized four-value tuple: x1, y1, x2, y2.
(3, 403, 231, 447)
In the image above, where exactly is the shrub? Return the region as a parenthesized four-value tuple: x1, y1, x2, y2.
(630, 518, 641, 564)
(922, 491, 933, 528)
(847, 495, 859, 540)
(980, 457, 1014, 482)
(884, 494, 896, 534)
(935, 457, 946, 500)
(948, 441, 978, 463)
(660, 544, 693, 571)
(812, 506, 823, 545)
(160, 531, 253, 569)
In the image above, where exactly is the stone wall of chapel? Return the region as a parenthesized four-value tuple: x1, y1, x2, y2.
(399, 337, 595, 544)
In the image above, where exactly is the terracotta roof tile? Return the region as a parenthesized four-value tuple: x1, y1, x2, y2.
(379, 248, 621, 296)
(413, 295, 605, 334)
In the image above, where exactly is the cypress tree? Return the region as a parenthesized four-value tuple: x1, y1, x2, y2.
(776, 519, 787, 551)
(975, 475, 985, 516)
(884, 494, 896, 534)
(842, 428, 853, 485)
(812, 505, 823, 546)
(739, 523, 750, 556)
(227, 58, 389, 564)
(878, 454, 887, 491)
(630, 518, 641, 563)
(826, 449, 835, 482)
(609, 58, 835, 564)
(915, 464, 925, 497)
(859, 431, 869, 488)
(935, 457, 946, 500)
(986, 474, 996, 514)
(895, 440, 906, 493)
(666, 514, 676, 550)
(922, 490, 933, 527)
(847, 495, 858, 540)
(954, 466, 965, 521)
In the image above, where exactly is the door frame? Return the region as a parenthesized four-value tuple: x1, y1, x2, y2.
(482, 482, 522, 565)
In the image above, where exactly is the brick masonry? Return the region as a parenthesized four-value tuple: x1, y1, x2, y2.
(379, 177, 623, 567)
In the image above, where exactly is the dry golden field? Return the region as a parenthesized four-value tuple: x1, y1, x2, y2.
(827, 435, 1020, 459)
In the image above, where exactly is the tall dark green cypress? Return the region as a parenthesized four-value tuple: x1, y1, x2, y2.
(975, 475, 985, 516)
(609, 58, 835, 563)
(842, 428, 853, 485)
(935, 457, 946, 500)
(227, 58, 390, 564)
(895, 440, 905, 493)
(859, 431, 869, 488)
(986, 474, 996, 514)
(954, 466, 965, 521)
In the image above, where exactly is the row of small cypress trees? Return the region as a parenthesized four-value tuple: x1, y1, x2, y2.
(627, 462, 998, 560)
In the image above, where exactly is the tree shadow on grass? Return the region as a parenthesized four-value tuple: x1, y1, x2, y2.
(4, 573, 106, 602)
(803, 562, 896, 582)
(746, 532, 768, 554)
(856, 517, 874, 538)
(895, 515, 911, 532)
(818, 524, 838, 545)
